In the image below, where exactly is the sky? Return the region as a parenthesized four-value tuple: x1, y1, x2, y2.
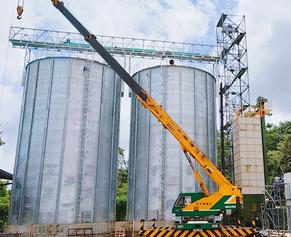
(0, 0, 291, 173)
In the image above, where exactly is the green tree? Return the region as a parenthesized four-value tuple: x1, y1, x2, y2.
(216, 131, 233, 181)
(278, 134, 291, 171)
(265, 121, 291, 182)
(267, 150, 283, 179)
(0, 182, 10, 231)
(116, 148, 128, 221)
(0, 129, 8, 231)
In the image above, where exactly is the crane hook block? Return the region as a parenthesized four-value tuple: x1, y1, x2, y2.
(51, 0, 61, 6)
(16, 6, 23, 20)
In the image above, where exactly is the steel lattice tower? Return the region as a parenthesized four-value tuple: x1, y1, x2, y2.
(216, 14, 250, 181)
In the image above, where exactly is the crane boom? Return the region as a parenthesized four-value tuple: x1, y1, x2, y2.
(51, 1, 147, 101)
(52, 0, 233, 188)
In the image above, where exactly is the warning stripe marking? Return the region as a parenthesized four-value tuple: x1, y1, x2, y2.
(176, 230, 186, 237)
(172, 230, 182, 237)
(139, 227, 257, 237)
(203, 230, 213, 237)
(200, 231, 210, 237)
(194, 232, 201, 237)
(214, 230, 222, 237)
(159, 230, 170, 237)
(152, 229, 163, 237)
(180, 230, 190, 237)
(225, 228, 238, 236)
(198, 232, 207, 237)
(165, 230, 176, 237)
(239, 229, 249, 236)
(143, 229, 153, 237)
(221, 229, 231, 237)
(232, 228, 244, 236)
(245, 228, 254, 235)
(205, 230, 216, 237)
(227, 229, 237, 236)
(240, 228, 251, 236)
(188, 230, 197, 237)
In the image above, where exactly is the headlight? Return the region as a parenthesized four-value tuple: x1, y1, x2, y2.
(173, 214, 182, 223)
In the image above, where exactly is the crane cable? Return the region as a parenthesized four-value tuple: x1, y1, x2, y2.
(0, 0, 16, 112)
(16, 0, 24, 19)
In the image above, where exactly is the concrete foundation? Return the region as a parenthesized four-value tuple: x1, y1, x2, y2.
(232, 117, 265, 194)
(2, 221, 174, 237)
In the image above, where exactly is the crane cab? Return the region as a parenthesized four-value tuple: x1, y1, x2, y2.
(172, 192, 223, 230)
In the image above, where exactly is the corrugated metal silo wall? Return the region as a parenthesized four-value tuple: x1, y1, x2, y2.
(9, 57, 121, 225)
(127, 65, 216, 221)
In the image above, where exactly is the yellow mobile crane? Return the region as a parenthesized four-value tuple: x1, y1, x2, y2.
(16, 1, 258, 236)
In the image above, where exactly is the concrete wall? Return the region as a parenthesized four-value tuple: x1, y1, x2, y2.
(232, 117, 265, 194)
(3, 221, 174, 237)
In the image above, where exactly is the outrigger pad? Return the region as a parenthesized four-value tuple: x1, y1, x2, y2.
(139, 226, 258, 237)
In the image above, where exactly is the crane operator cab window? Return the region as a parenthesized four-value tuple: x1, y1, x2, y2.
(175, 195, 191, 207)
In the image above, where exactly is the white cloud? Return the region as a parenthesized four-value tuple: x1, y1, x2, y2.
(235, 0, 291, 123)
(52, 0, 216, 41)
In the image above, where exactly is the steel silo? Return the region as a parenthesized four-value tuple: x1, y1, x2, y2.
(9, 57, 121, 225)
(127, 65, 216, 221)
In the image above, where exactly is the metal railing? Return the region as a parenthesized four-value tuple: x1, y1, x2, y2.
(9, 27, 218, 63)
